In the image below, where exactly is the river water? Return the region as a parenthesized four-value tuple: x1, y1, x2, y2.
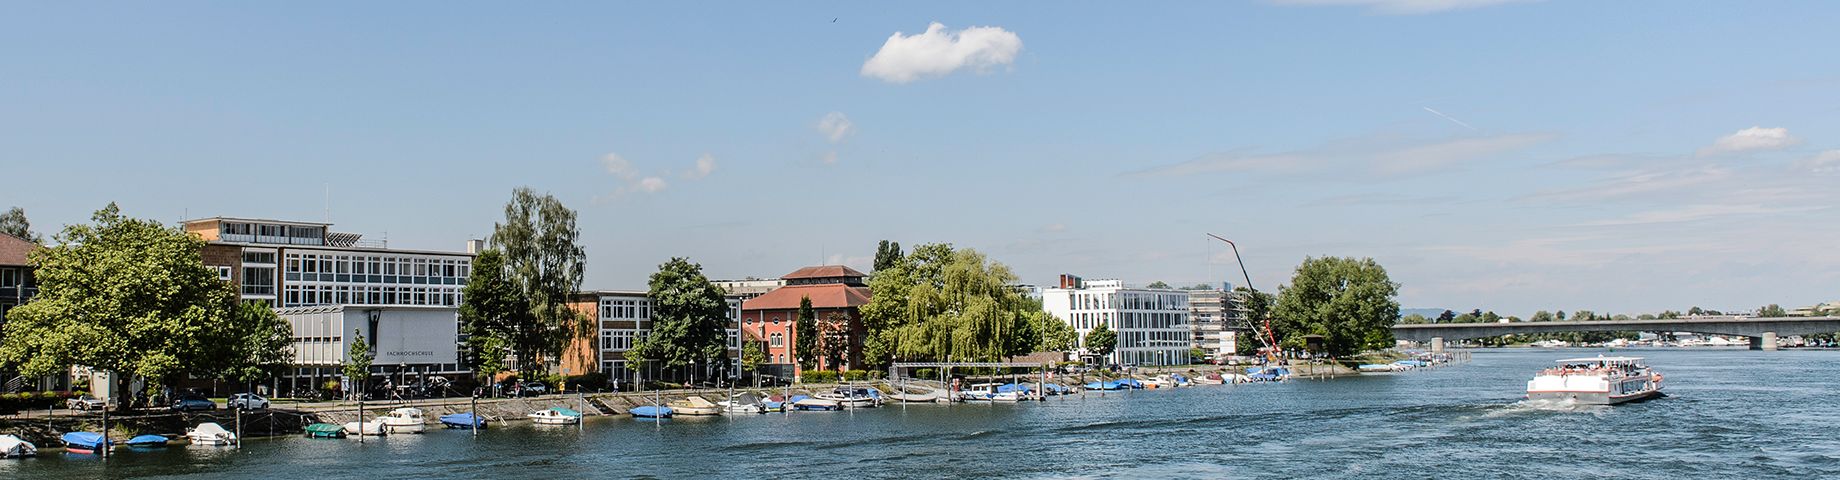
(3, 348, 1835, 479)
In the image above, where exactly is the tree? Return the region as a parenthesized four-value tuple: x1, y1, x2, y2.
(490, 187, 588, 376)
(1189, 347, 1208, 363)
(741, 339, 765, 377)
(1146, 281, 1172, 289)
(794, 296, 818, 372)
(858, 243, 1051, 366)
(1036, 313, 1077, 352)
(626, 257, 731, 380)
(0, 204, 287, 405)
(1480, 311, 1502, 324)
(1555, 310, 1566, 321)
(1399, 314, 1430, 324)
(820, 312, 850, 372)
(1271, 256, 1400, 357)
(1187, 283, 1215, 290)
(458, 249, 524, 375)
(1436, 310, 1456, 323)
(873, 240, 903, 272)
(0, 207, 41, 243)
(1758, 304, 1787, 317)
(1568, 310, 1595, 322)
(1530, 310, 1556, 322)
(344, 329, 373, 400)
(1688, 306, 1704, 316)
(1084, 323, 1117, 361)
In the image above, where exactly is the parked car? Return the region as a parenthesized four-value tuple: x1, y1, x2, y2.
(227, 393, 270, 410)
(518, 381, 548, 396)
(67, 394, 107, 411)
(171, 396, 216, 412)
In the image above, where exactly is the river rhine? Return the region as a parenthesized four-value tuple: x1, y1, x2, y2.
(3, 348, 1835, 479)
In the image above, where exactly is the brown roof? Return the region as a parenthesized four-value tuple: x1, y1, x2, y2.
(781, 265, 867, 280)
(0, 232, 37, 267)
(742, 284, 872, 310)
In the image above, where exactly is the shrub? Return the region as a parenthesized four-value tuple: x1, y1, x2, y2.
(842, 370, 868, 382)
(913, 368, 937, 380)
(802, 371, 840, 384)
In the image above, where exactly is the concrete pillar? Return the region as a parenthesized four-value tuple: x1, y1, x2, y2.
(1762, 332, 1779, 351)
(1430, 337, 1444, 353)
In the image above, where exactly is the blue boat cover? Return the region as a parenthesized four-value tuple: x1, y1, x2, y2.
(440, 412, 487, 427)
(1042, 383, 1069, 392)
(630, 405, 672, 417)
(125, 435, 168, 446)
(788, 395, 812, 402)
(996, 383, 1032, 393)
(551, 407, 583, 417)
(62, 432, 107, 449)
(1116, 379, 1145, 388)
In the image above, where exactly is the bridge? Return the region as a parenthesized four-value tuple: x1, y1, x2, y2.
(1392, 316, 1840, 351)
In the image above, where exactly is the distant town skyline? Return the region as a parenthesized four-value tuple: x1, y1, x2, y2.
(5, 1, 1837, 316)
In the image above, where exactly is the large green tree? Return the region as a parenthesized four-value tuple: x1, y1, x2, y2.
(458, 249, 524, 375)
(0, 204, 289, 404)
(0, 207, 40, 243)
(1084, 323, 1116, 360)
(1757, 304, 1787, 317)
(795, 296, 818, 371)
(625, 257, 731, 379)
(490, 187, 588, 376)
(859, 243, 1051, 366)
(1271, 256, 1400, 357)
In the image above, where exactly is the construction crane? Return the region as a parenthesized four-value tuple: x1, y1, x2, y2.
(1207, 233, 1281, 361)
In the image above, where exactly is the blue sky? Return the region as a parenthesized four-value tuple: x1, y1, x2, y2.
(4, 1, 1838, 316)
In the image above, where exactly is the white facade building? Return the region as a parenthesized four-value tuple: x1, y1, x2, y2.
(1042, 279, 1192, 367)
(276, 305, 463, 386)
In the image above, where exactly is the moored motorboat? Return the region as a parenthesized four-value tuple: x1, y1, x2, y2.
(186, 422, 237, 446)
(666, 396, 721, 416)
(816, 386, 882, 408)
(959, 383, 1022, 402)
(379, 408, 425, 434)
(124, 435, 169, 448)
(718, 393, 769, 414)
(1, 434, 38, 458)
(343, 419, 388, 436)
(439, 412, 488, 429)
(1526, 356, 1663, 405)
(789, 395, 841, 411)
(1196, 373, 1226, 385)
(61, 432, 109, 454)
(304, 423, 347, 438)
(529, 407, 583, 425)
(629, 405, 673, 418)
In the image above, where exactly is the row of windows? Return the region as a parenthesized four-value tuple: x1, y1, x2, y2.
(600, 299, 652, 319)
(283, 284, 461, 308)
(283, 252, 470, 286)
(1073, 291, 1189, 311)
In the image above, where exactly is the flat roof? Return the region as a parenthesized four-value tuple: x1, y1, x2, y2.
(181, 217, 333, 227)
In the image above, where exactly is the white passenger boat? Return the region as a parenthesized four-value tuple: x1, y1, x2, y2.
(379, 408, 426, 434)
(1526, 356, 1664, 405)
(186, 422, 237, 446)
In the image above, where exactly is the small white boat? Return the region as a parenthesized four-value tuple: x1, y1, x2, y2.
(959, 383, 1022, 403)
(1527, 356, 1664, 405)
(379, 408, 425, 434)
(1195, 373, 1226, 385)
(343, 419, 388, 436)
(666, 396, 721, 416)
(0, 434, 36, 458)
(528, 407, 582, 425)
(185, 422, 237, 446)
(815, 386, 882, 408)
(790, 396, 841, 411)
(718, 393, 769, 414)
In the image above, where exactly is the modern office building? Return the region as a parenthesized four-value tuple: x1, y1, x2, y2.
(710, 277, 787, 300)
(740, 265, 872, 377)
(182, 217, 475, 387)
(1041, 276, 1192, 367)
(562, 290, 743, 386)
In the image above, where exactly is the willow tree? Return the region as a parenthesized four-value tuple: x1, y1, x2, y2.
(491, 187, 587, 376)
(860, 243, 1053, 367)
(0, 204, 290, 405)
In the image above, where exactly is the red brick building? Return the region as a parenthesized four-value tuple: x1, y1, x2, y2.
(740, 265, 871, 378)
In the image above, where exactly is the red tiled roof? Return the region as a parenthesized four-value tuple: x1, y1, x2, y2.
(0, 233, 37, 267)
(781, 265, 867, 280)
(742, 284, 871, 310)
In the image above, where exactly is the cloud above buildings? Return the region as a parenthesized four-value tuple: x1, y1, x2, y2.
(1267, 0, 1540, 15)
(1128, 133, 1553, 178)
(861, 22, 1022, 84)
(817, 112, 855, 143)
(599, 152, 718, 198)
(1697, 126, 1800, 156)
(1796, 150, 1840, 174)
(684, 154, 717, 180)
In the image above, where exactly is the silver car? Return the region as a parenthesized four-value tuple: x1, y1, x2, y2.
(67, 394, 107, 410)
(227, 393, 269, 410)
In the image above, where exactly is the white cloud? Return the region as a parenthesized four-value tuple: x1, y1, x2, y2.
(1268, 0, 1537, 15)
(684, 154, 716, 179)
(1577, 204, 1814, 227)
(1697, 126, 1800, 156)
(637, 177, 668, 193)
(1799, 150, 1840, 174)
(821, 151, 839, 165)
(861, 22, 1022, 84)
(1518, 165, 1733, 204)
(1372, 133, 1553, 174)
(1040, 223, 1068, 233)
(602, 153, 638, 180)
(817, 112, 855, 144)
(1128, 133, 1552, 177)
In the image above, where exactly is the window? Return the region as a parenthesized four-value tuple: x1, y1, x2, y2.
(242, 250, 276, 264)
(769, 333, 784, 347)
(215, 266, 233, 282)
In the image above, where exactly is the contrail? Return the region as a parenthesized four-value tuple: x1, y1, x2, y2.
(1422, 107, 1478, 131)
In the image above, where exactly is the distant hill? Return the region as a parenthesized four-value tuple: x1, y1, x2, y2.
(1400, 308, 1449, 319)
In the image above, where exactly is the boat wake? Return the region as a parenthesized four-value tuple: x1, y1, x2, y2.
(1494, 398, 1610, 416)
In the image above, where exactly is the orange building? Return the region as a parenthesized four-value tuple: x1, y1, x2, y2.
(740, 266, 872, 378)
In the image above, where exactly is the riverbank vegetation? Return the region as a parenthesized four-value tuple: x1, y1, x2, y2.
(860, 243, 1075, 368)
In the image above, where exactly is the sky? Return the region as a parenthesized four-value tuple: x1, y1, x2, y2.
(3, 1, 1838, 317)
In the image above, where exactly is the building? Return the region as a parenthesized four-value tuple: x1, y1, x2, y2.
(1186, 288, 1238, 359)
(562, 290, 742, 386)
(1042, 277, 1192, 367)
(275, 305, 462, 392)
(0, 232, 37, 320)
(182, 217, 475, 387)
(740, 265, 872, 377)
(710, 277, 787, 300)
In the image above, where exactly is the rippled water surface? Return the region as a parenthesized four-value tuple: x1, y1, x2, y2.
(5, 348, 1836, 479)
